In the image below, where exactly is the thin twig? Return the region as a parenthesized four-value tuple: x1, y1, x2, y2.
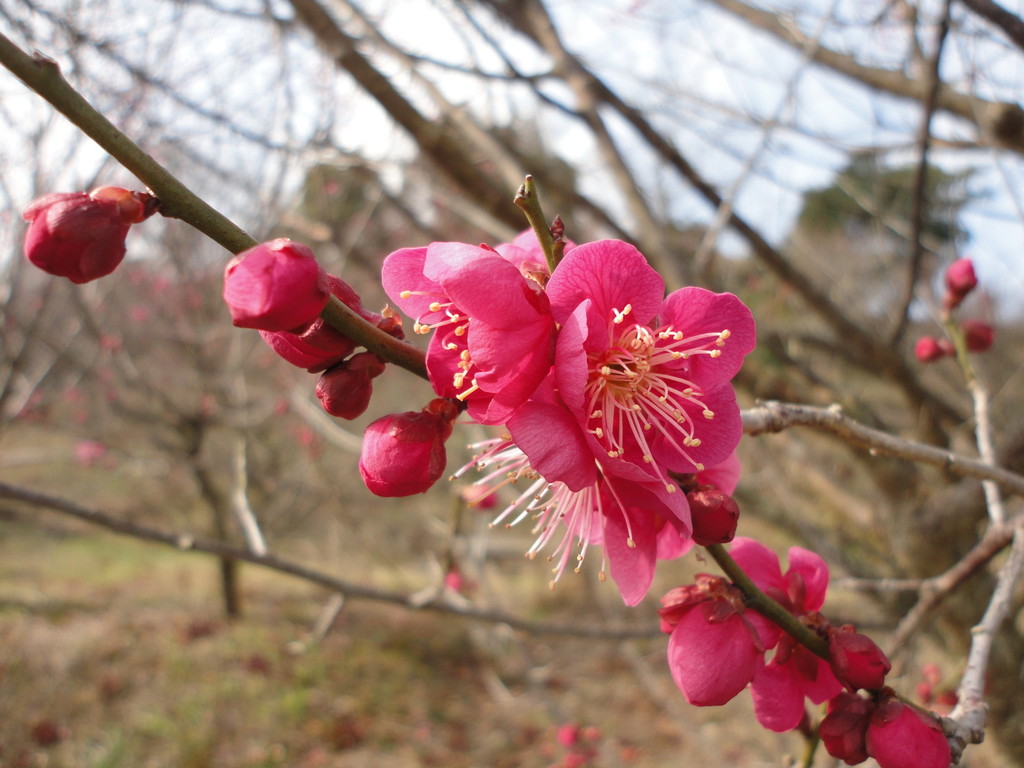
(742, 401, 1024, 497)
(891, 0, 952, 344)
(0, 479, 661, 641)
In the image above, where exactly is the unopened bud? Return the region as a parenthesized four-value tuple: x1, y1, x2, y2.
(828, 625, 891, 692)
(914, 337, 952, 363)
(819, 692, 873, 765)
(687, 487, 740, 546)
(22, 186, 157, 284)
(962, 320, 994, 353)
(866, 695, 951, 768)
(223, 239, 329, 331)
(358, 398, 460, 497)
(943, 258, 978, 309)
(316, 352, 386, 420)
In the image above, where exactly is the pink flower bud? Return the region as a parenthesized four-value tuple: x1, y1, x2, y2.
(223, 239, 329, 331)
(828, 625, 892, 692)
(819, 692, 873, 765)
(962, 320, 994, 353)
(866, 697, 951, 768)
(943, 258, 977, 309)
(316, 352, 386, 419)
(22, 186, 156, 284)
(259, 275, 398, 370)
(358, 398, 459, 497)
(687, 487, 740, 546)
(914, 337, 952, 363)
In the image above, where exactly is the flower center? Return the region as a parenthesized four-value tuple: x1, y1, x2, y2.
(584, 305, 731, 490)
(456, 438, 642, 589)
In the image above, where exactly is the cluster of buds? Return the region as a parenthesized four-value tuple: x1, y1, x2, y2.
(222, 239, 463, 494)
(22, 186, 159, 283)
(820, 689, 951, 768)
(915, 257, 995, 363)
(222, 239, 402, 422)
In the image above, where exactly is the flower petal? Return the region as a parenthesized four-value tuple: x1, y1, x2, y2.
(667, 609, 763, 706)
(751, 661, 807, 732)
(660, 287, 756, 385)
(546, 240, 664, 326)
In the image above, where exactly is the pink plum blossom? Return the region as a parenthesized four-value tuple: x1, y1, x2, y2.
(381, 242, 556, 425)
(23, 186, 157, 284)
(731, 537, 843, 732)
(223, 239, 329, 331)
(510, 240, 755, 494)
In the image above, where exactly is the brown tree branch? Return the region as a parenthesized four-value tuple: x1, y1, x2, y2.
(709, 0, 1024, 153)
(959, 0, 1024, 53)
(0, 479, 662, 641)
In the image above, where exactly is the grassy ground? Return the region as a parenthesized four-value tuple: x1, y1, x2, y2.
(0, 516, 1007, 768)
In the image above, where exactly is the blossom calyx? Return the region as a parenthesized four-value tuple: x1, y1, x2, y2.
(687, 486, 740, 545)
(943, 258, 977, 309)
(828, 625, 892, 692)
(23, 186, 157, 284)
(865, 694, 951, 768)
(358, 398, 460, 497)
(223, 239, 329, 331)
(316, 352, 386, 420)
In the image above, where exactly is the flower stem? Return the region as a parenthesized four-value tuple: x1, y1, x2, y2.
(705, 543, 830, 659)
(320, 298, 427, 380)
(513, 175, 562, 274)
(0, 32, 430, 382)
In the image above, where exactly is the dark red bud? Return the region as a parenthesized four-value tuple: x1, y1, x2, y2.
(962, 320, 994, 353)
(819, 692, 873, 765)
(316, 352, 386, 419)
(687, 487, 740, 546)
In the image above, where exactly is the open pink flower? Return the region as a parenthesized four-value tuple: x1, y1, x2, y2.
(381, 242, 555, 424)
(493, 227, 576, 284)
(732, 537, 843, 732)
(510, 240, 755, 493)
(23, 186, 156, 283)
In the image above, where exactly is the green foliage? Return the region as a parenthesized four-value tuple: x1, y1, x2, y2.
(797, 151, 972, 246)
